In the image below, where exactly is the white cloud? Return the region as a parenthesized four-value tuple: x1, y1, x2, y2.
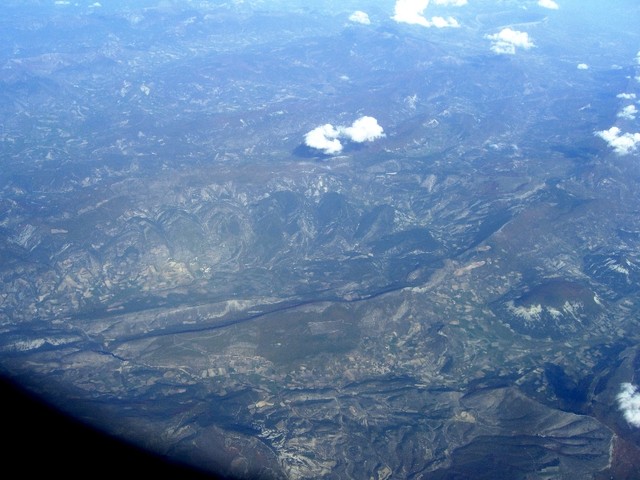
(434, 0, 467, 5)
(392, 0, 461, 28)
(618, 105, 638, 120)
(393, 0, 430, 26)
(304, 124, 343, 155)
(577, 63, 589, 70)
(341, 116, 385, 142)
(430, 16, 460, 28)
(595, 126, 640, 155)
(636, 50, 640, 65)
(304, 116, 385, 155)
(349, 11, 371, 25)
(485, 28, 535, 55)
(617, 93, 637, 100)
(617, 383, 640, 427)
(538, 0, 559, 10)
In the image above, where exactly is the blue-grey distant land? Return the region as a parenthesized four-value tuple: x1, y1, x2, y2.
(2, 0, 640, 478)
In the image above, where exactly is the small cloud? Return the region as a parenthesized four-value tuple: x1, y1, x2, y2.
(538, 0, 559, 10)
(430, 16, 460, 28)
(577, 63, 589, 70)
(304, 124, 343, 155)
(341, 116, 385, 143)
(636, 50, 640, 65)
(349, 11, 371, 25)
(392, 0, 430, 26)
(433, 0, 467, 5)
(617, 383, 640, 427)
(617, 105, 638, 120)
(89, 2, 102, 7)
(595, 126, 640, 155)
(617, 93, 636, 100)
(485, 28, 534, 55)
(304, 116, 385, 155)
(392, 0, 460, 28)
